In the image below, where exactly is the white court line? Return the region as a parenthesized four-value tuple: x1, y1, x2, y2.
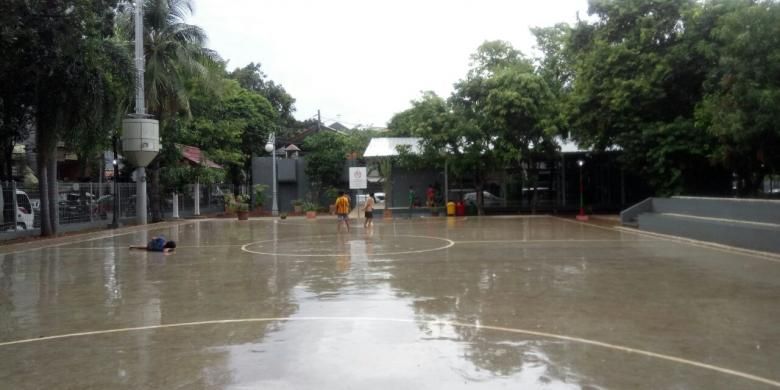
(56, 244, 245, 250)
(0, 316, 777, 388)
(455, 239, 654, 244)
(241, 235, 455, 257)
(554, 216, 780, 263)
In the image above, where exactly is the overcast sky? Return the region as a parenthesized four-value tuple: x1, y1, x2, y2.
(188, 0, 589, 128)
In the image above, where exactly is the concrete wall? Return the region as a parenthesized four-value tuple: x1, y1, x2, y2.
(637, 212, 780, 253)
(657, 197, 780, 224)
(252, 157, 312, 213)
(628, 196, 780, 253)
(385, 167, 443, 208)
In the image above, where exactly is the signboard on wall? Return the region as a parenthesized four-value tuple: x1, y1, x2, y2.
(349, 167, 367, 189)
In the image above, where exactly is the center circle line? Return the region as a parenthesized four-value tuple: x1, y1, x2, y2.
(241, 235, 454, 257)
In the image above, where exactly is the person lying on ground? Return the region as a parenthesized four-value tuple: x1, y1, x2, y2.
(130, 236, 177, 253)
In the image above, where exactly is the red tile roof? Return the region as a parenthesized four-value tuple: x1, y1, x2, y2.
(176, 144, 222, 169)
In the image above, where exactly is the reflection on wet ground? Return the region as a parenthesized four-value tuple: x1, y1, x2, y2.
(1, 217, 779, 389)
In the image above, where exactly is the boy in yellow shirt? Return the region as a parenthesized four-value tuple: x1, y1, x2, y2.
(335, 191, 351, 232)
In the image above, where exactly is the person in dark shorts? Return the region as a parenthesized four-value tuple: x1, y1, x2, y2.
(363, 192, 375, 228)
(335, 191, 351, 233)
(130, 236, 177, 253)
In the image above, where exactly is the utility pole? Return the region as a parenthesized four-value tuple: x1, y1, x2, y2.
(317, 110, 322, 132)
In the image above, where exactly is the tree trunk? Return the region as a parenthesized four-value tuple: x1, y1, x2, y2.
(48, 152, 58, 234)
(2, 141, 13, 180)
(38, 152, 52, 236)
(150, 159, 162, 222)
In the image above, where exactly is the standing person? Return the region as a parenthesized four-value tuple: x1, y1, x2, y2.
(335, 191, 351, 233)
(130, 236, 176, 253)
(426, 184, 435, 208)
(363, 192, 375, 228)
(408, 186, 415, 219)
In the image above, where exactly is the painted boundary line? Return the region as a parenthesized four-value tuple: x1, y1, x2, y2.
(0, 316, 777, 388)
(553, 216, 780, 263)
(660, 212, 780, 229)
(455, 239, 654, 244)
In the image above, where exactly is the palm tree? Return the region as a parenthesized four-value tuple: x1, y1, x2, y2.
(118, 0, 221, 221)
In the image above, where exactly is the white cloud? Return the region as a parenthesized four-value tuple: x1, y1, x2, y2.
(188, 0, 589, 127)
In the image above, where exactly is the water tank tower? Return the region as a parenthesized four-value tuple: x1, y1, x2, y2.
(121, 1, 159, 225)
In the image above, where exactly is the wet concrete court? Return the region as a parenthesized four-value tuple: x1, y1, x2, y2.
(1, 216, 779, 389)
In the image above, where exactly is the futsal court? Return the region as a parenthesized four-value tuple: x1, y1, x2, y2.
(1, 216, 778, 389)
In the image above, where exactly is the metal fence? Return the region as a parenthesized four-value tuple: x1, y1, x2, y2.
(1, 180, 243, 240)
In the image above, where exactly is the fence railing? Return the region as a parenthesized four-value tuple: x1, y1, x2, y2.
(1, 180, 243, 240)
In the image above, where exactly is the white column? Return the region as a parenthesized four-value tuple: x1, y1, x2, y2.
(136, 167, 147, 225)
(194, 181, 201, 216)
(172, 192, 179, 219)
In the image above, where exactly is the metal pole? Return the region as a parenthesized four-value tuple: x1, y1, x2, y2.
(98, 159, 103, 198)
(11, 180, 19, 229)
(134, 0, 145, 116)
(561, 155, 566, 206)
(89, 183, 94, 223)
(271, 133, 279, 216)
(110, 138, 119, 228)
(579, 164, 584, 216)
(444, 159, 449, 205)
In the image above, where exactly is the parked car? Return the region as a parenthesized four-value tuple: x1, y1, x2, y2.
(59, 193, 91, 223)
(2, 190, 35, 230)
(463, 191, 504, 207)
(356, 192, 386, 205)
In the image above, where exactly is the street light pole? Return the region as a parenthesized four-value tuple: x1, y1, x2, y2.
(265, 132, 279, 216)
(110, 136, 119, 229)
(576, 159, 589, 221)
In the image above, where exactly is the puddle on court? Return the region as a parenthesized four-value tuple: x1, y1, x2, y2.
(1, 218, 779, 389)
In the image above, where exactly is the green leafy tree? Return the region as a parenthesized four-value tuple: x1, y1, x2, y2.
(229, 63, 296, 132)
(483, 66, 559, 212)
(449, 41, 536, 214)
(695, 0, 780, 195)
(566, 0, 727, 195)
(178, 78, 276, 190)
(1, 0, 132, 235)
(303, 132, 349, 205)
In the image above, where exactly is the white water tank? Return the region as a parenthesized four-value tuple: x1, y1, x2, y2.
(122, 118, 160, 167)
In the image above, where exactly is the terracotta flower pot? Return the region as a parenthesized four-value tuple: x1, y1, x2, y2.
(306, 211, 317, 219)
(237, 211, 249, 221)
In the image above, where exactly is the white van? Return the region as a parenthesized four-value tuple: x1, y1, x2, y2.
(3, 190, 35, 230)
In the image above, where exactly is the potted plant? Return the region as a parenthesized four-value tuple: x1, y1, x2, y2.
(303, 201, 318, 219)
(236, 195, 250, 221)
(225, 193, 250, 220)
(324, 186, 339, 215)
(291, 199, 304, 214)
(252, 184, 268, 210)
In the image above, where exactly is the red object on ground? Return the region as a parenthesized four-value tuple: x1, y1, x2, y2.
(455, 202, 465, 216)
